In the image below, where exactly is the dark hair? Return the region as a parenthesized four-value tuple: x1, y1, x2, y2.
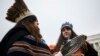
(53, 29, 77, 52)
(17, 15, 42, 42)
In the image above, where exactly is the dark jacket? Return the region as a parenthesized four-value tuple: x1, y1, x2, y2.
(0, 24, 52, 56)
(85, 42, 98, 56)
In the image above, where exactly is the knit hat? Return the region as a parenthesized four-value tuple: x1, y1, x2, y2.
(61, 22, 73, 30)
(6, 0, 33, 23)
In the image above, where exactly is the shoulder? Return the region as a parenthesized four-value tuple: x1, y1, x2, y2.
(0, 26, 30, 56)
(7, 40, 52, 56)
(7, 51, 32, 56)
(7, 41, 33, 56)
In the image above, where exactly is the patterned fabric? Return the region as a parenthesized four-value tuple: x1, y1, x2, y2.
(61, 35, 86, 56)
(7, 35, 52, 56)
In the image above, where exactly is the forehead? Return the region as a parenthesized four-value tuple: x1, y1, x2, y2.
(62, 26, 72, 30)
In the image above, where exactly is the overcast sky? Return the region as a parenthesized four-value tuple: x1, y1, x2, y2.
(0, 0, 100, 45)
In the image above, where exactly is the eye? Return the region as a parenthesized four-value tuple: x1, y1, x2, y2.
(61, 28, 66, 31)
(62, 28, 71, 32)
(65, 27, 71, 30)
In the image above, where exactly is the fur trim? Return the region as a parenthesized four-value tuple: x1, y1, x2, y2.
(15, 11, 33, 23)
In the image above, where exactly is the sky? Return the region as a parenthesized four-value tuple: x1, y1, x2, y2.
(0, 0, 100, 45)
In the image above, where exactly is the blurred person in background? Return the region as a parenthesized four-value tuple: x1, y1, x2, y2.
(53, 22, 98, 56)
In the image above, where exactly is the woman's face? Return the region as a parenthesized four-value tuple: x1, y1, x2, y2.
(34, 20, 39, 27)
(62, 27, 72, 39)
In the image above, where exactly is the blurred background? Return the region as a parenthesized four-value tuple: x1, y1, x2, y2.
(0, 0, 100, 55)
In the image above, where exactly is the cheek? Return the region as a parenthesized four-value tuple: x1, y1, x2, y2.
(68, 31, 72, 35)
(62, 32, 65, 36)
(34, 23, 38, 27)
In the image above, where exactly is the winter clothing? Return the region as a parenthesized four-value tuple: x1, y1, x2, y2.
(85, 42, 98, 56)
(0, 23, 52, 56)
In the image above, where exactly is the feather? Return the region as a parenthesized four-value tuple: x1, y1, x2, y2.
(6, 0, 32, 23)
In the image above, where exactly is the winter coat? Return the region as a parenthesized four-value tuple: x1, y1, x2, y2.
(85, 42, 98, 56)
(0, 24, 52, 56)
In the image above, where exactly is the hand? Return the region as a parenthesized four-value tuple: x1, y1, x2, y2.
(53, 52, 58, 56)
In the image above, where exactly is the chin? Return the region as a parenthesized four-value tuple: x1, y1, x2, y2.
(64, 36, 70, 38)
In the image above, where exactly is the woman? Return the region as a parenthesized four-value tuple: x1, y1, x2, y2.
(0, 0, 52, 56)
(53, 22, 77, 52)
(53, 22, 98, 56)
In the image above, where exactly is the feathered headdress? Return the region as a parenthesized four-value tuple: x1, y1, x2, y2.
(6, 0, 33, 23)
